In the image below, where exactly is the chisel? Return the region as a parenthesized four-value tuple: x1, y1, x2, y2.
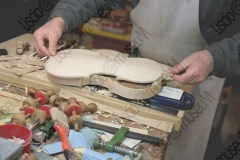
(83, 120, 163, 146)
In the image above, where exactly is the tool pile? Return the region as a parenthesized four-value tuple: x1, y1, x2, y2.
(6, 87, 159, 160)
(12, 87, 97, 131)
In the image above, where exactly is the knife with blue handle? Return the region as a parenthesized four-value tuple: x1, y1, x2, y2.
(148, 91, 195, 112)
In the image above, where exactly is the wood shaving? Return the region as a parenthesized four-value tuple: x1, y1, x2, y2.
(25, 84, 27, 95)
(95, 110, 101, 115)
(140, 125, 149, 130)
(17, 64, 28, 69)
(5, 83, 11, 89)
(113, 115, 125, 124)
(37, 74, 44, 80)
(100, 111, 112, 118)
(95, 90, 112, 96)
(6, 60, 28, 69)
(131, 122, 137, 125)
(8, 60, 17, 67)
(90, 115, 98, 120)
(82, 86, 92, 92)
(4, 63, 12, 68)
(21, 55, 28, 60)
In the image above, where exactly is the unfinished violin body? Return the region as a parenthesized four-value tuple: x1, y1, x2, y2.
(45, 49, 170, 100)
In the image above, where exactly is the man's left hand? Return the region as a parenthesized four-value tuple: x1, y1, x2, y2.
(168, 50, 213, 85)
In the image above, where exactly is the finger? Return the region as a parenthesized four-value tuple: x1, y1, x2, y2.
(168, 58, 189, 75)
(34, 42, 41, 56)
(187, 79, 199, 85)
(34, 34, 51, 57)
(187, 75, 206, 85)
(34, 41, 45, 57)
(34, 42, 38, 52)
(172, 68, 195, 85)
(48, 34, 58, 56)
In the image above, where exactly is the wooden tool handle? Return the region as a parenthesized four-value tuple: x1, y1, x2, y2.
(20, 104, 29, 111)
(24, 113, 31, 119)
(35, 97, 41, 102)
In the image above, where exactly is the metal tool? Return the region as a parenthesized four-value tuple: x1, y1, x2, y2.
(29, 51, 37, 57)
(40, 56, 48, 61)
(94, 140, 138, 157)
(40, 41, 78, 61)
(29, 43, 67, 59)
(93, 126, 138, 157)
(83, 121, 162, 146)
(148, 91, 195, 111)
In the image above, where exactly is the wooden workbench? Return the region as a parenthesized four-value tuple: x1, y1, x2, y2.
(0, 33, 192, 160)
(0, 84, 167, 160)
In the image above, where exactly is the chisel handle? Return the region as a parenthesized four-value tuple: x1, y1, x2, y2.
(54, 123, 73, 160)
(105, 126, 129, 152)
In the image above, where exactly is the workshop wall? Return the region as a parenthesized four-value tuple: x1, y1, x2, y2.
(0, 0, 53, 43)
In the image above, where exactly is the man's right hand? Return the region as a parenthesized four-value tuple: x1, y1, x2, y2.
(33, 17, 66, 57)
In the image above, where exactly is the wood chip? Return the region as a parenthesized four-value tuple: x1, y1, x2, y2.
(22, 61, 45, 67)
(131, 122, 137, 125)
(25, 84, 27, 95)
(13, 66, 44, 76)
(0, 56, 21, 61)
(100, 111, 112, 118)
(37, 74, 44, 80)
(5, 83, 11, 89)
(113, 115, 125, 124)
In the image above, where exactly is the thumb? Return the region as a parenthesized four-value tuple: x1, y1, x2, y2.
(48, 35, 58, 56)
(168, 58, 189, 75)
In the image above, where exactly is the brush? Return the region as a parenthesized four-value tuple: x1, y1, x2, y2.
(50, 107, 73, 160)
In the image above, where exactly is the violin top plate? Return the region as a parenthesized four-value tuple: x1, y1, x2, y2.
(45, 49, 162, 84)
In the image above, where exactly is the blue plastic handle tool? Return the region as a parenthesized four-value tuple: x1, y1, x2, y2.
(148, 91, 195, 110)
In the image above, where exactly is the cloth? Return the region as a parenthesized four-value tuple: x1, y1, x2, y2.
(130, 0, 225, 160)
(49, 0, 240, 78)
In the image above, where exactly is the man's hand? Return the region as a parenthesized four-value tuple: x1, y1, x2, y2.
(168, 50, 213, 85)
(33, 17, 65, 57)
